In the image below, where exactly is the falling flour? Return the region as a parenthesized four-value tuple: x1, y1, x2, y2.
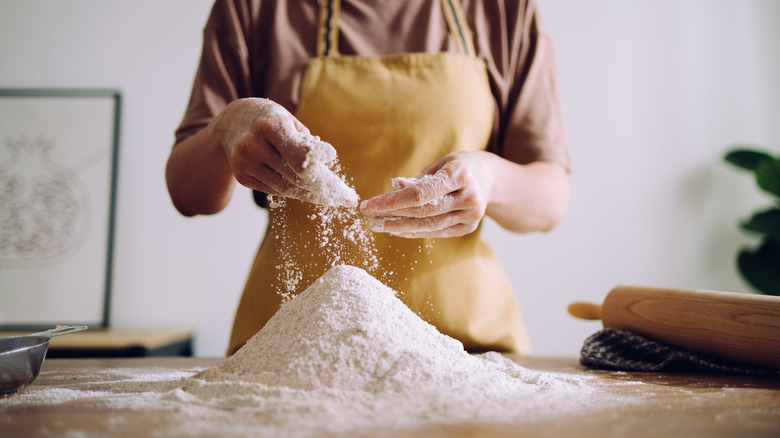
(265, 129, 380, 299)
(268, 195, 380, 300)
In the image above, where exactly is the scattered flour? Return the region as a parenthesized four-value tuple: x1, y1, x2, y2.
(267, 195, 305, 299)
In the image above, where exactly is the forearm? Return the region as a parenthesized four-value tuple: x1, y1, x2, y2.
(485, 154, 570, 233)
(165, 122, 236, 217)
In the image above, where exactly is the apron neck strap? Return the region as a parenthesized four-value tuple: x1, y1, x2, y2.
(440, 0, 475, 56)
(316, 0, 342, 57)
(316, 0, 475, 58)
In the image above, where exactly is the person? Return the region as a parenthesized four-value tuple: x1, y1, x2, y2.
(166, 0, 571, 355)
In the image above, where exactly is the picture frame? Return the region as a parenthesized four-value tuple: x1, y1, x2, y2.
(0, 88, 121, 329)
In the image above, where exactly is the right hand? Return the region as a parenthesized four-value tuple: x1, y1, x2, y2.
(212, 98, 337, 202)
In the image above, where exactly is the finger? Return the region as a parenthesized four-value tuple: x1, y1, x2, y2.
(291, 115, 311, 136)
(231, 131, 303, 189)
(266, 130, 357, 207)
(368, 211, 464, 234)
(366, 194, 457, 218)
(242, 155, 357, 208)
(361, 173, 456, 214)
(391, 222, 476, 239)
(256, 118, 335, 185)
(255, 139, 303, 185)
(418, 159, 448, 177)
(236, 164, 302, 197)
(256, 103, 337, 174)
(250, 103, 317, 176)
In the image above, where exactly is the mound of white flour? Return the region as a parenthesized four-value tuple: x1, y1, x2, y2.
(169, 265, 595, 434)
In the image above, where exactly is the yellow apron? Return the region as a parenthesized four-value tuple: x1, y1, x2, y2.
(229, 0, 530, 355)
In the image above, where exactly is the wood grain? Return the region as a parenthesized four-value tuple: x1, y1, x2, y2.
(602, 286, 780, 369)
(2, 357, 778, 438)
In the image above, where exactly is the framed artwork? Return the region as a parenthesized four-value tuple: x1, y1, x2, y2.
(0, 89, 121, 329)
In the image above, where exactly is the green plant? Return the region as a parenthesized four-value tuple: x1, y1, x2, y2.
(724, 147, 780, 296)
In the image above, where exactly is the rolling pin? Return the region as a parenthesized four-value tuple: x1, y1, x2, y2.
(568, 285, 780, 369)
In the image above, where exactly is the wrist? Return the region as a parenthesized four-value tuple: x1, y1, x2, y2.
(476, 151, 504, 211)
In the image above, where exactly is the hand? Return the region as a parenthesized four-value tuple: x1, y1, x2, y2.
(213, 98, 356, 207)
(360, 151, 495, 238)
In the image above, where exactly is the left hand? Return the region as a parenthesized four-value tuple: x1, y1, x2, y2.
(360, 151, 495, 238)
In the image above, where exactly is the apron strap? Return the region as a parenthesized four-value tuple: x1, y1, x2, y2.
(316, 0, 341, 57)
(316, 0, 475, 58)
(440, 0, 475, 56)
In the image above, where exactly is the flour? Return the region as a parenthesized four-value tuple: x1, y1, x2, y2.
(293, 132, 358, 208)
(165, 265, 598, 434)
(0, 265, 627, 437)
(269, 198, 379, 300)
(313, 205, 379, 272)
(269, 165, 379, 299)
(266, 129, 378, 299)
(250, 99, 357, 208)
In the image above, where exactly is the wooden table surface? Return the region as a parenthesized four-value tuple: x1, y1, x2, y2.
(1, 356, 778, 438)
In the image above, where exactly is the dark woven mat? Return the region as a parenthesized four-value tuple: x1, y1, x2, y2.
(580, 329, 779, 377)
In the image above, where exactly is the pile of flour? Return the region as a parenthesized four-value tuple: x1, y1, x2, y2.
(167, 265, 596, 434)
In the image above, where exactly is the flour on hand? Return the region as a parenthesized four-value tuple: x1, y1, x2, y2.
(294, 132, 358, 208)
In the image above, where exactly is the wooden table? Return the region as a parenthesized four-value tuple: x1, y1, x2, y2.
(1, 356, 778, 437)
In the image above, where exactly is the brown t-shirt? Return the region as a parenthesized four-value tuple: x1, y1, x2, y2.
(175, 0, 570, 169)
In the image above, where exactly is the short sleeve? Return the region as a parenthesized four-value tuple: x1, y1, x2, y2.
(473, 0, 571, 170)
(174, 0, 254, 145)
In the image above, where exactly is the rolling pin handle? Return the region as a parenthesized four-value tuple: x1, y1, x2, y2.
(567, 302, 603, 321)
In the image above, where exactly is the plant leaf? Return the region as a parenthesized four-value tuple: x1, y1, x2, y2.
(741, 207, 780, 240)
(755, 158, 780, 198)
(737, 238, 780, 296)
(725, 149, 773, 171)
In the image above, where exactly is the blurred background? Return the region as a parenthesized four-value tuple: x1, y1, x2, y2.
(0, 0, 778, 357)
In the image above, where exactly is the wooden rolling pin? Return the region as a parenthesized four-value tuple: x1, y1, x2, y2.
(568, 285, 780, 369)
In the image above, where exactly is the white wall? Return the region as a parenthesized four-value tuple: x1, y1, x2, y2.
(507, 0, 780, 353)
(1, 0, 778, 356)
